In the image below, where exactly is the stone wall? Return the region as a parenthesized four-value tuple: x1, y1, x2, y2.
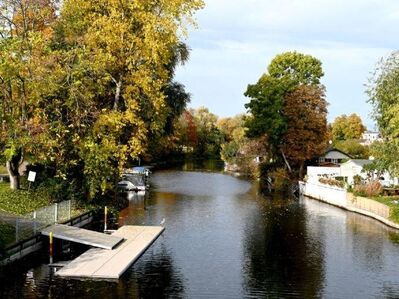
(299, 181, 399, 229)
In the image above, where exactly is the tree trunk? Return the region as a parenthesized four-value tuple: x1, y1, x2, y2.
(6, 149, 23, 190)
(280, 149, 292, 173)
(113, 77, 122, 111)
(6, 160, 20, 190)
(299, 161, 304, 179)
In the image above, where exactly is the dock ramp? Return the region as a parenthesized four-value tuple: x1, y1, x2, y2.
(55, 225, 164, 280)
(41, 224, 123, 250)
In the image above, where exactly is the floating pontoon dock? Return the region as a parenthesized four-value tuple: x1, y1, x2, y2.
(54, 225, 165, 280)
(41, 224, 124, 250)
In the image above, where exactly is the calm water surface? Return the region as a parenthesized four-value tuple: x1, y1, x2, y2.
(2, 167, 399, 298)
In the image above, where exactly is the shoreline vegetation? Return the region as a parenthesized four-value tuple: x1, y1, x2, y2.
(372, 196, 399, 224)
(0, 182, 54, 216)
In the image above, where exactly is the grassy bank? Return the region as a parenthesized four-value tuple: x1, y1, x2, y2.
(372, 196, 399, 224)
(0, 182, 54, 215)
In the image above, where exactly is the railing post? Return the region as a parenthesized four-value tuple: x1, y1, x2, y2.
(54, 203, 58, 224)
(104, 206, 108, 232)
(68, 200, 71, 220)
(33, 211, 37, 234)
(49, 231, 53, 264)
(15, 218, 19, 242)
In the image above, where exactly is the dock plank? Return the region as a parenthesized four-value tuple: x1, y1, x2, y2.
(55, 225, 164, 280)
(41, 224, 124, 250)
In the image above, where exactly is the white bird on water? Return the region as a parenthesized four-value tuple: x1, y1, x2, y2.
(160, 218, 166, 226)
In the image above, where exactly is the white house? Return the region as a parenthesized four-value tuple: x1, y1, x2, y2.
(307, 159, 399, 186)
(317, 148, 351, 166)
(339, 159, 398, 186)
(360, 131, 382, 146)
(340, 159, 373, 185)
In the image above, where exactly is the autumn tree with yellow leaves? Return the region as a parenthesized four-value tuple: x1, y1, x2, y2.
(0, 0, 204, 197)
(0, 0, 59, 189)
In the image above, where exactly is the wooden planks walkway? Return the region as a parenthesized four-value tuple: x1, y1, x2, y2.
(55, 225, 165, 280)
(41, 224, 124, 250)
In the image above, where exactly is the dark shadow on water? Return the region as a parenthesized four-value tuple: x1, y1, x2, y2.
(242, 195, 325, 298)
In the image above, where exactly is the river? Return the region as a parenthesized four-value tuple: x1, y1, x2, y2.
(2, 166, 399, 298)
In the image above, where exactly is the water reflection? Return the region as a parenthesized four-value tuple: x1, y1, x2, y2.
(303, 196, 399, 298)
(4, 169, 399, 298)
(242, 196, 325, 298)
(126, 245, 186, 298)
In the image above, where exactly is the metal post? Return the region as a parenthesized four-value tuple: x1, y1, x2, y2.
(49, 232, 53, 264)
(68, 200, 71, 220)
(33, 211, 37, 234)
(15, 218, 19, 242)
(54, 203, 58, 223)
(104, 206, 108, 232)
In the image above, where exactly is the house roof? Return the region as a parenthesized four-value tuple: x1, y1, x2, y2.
(324, 147, 353, 159)
(341, 159, 373, 167)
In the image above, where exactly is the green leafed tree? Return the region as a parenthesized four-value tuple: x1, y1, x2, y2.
(367, 52, 399, 176)
(244, 51, 328, 178)
(334, 139, 370, 159)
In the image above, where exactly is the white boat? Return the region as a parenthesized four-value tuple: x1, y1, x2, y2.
(117, 173, 147, 191)
(117, 166, 151, 191)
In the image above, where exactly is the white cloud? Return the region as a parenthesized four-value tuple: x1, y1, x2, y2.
(176, 0, 399, 127)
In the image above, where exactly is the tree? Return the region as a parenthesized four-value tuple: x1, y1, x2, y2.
(368, 52, 399, 138)
(268, 51, 324, 85)
(244, 51, 327, 177)
(367, 52, 399, 176)
(334, 139, 370, 159)
(217, 114, 246, 142)
(367, 141, 399, 177)
(218, 115, 246, 164)
(177, 110, 198, 151)
(146, 81, 191, 160)
(176, 107, 224, 157)
(0, 0, 204, 196)
(281, 85, 328, 177)
(331, 113, 366, 141)
(0, 0, 58, 189)
(191, 107, 224, 157)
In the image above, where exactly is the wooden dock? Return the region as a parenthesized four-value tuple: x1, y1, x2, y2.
(41, 224, 124, 250)
(54, 225, 164, 280)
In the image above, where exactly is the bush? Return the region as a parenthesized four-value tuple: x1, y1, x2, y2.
(353, 180, 383, 197)
(319, 177, 345, 188)
(270, 167, 290, 191)
(220, 141, 239, 164)
(335, 176, 345, 182)
(353, 175, 363, 185)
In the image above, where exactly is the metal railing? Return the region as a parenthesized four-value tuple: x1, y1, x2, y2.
(14, 200, 81, 243)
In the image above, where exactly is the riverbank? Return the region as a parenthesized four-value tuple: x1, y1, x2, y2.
(0, 182, 54, 215)
(299, 181, 399, 230)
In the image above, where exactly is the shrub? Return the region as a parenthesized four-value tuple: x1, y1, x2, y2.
(270, 167, 290, 191)
(319, 177, 345, 188)
(335, 176, 345, 182)
(353, 175, 363, 185)
(353, 180, 383, 197)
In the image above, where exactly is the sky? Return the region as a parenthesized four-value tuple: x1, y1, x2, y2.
(175, 0, 399, 129)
